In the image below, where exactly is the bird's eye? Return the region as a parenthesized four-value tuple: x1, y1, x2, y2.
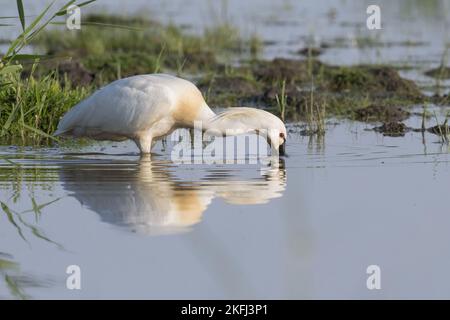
(279, 132, 285, 138)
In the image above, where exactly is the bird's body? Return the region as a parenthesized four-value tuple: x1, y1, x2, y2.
(55, 74, 286, 154)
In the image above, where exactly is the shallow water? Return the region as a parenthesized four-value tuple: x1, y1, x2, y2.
(1, 108, 450, 299)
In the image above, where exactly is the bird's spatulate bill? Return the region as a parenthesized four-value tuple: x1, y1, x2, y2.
(279, 142, 286, 156)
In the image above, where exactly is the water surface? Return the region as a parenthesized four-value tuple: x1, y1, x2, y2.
(1, 110, 450, 299)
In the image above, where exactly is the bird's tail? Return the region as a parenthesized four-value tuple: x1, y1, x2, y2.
(53, 129, 68, 137)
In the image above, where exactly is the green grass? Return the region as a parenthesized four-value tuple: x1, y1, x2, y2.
(305, 78, 326, 136)
(0, 70, 90, 145)
(0, 0, 96, 144)
(275, 80, 287, 122)
(32, 13, 261, 83)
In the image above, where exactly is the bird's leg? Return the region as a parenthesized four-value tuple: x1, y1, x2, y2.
(134, 133, 153, 154)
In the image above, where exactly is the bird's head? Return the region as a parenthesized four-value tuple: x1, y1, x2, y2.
(267, 120, 287, 156)
(243, 108, 287, 156)
(207, 107, 287, 156)
(256, 111, 287, 156)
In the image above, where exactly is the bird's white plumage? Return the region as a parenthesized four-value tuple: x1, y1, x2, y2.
(207, 107, 285, 134)
(55, 73, 287, 154)
(57, 74, 184, 137)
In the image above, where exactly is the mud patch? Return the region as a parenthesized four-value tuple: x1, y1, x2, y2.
(197, 75, 263, 107)
(244, 58, 425, 121)
(22, 59, 95, 87)
(425, 66, 450, 79)
(297, 47, 323, 57)
(431, 93, 450, 106)
(57, 61, 95, 87)
(250, 58, 323, 84)
(355, 105, 410, 122)
(324, 66, 423, 100)
(373, 122, 410, 137)
(427, 123, 450, 137)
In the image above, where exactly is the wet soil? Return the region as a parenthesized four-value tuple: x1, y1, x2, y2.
(425, 66, 450, 79)
(373, 122, 410, 137)
(355, 105, 410, 122)
(198, 58, 425, 122)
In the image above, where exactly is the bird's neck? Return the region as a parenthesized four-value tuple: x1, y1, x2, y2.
(193, 104, 219, 132)
(194, 105, 254, 137)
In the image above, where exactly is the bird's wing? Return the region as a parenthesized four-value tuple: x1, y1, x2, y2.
(55, 75, 174, 137)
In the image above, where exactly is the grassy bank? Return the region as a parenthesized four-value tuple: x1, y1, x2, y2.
(0, 70, 90, 144)
(31, 13, 260, 83)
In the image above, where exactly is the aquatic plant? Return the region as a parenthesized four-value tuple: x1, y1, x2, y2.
(0, 1, 95, 143)
(0, 1, 96, 76)
(0, 190, 63, 299)
(430, 111, 450, 143)
(304, 78, 326, 136)
(0, 70, 90, 144)
(0, 253, 28, 299)
(275, 80, 287, 122)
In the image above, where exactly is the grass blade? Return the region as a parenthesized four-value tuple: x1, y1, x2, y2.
(3, 158, 21, 167)
(16, 0, 25, 31)
(15, 213, 63, 249)
(5, 1, 54, 58)
(49, 21, 143, 31)
(4, 54, 48, 62)
(55, 0, 77, 16)
(21, 123, 61, 142)
(1, 103, 20, 135)
(76, 0, 97, 8)
(5, 275, 29, 300)
(0, 65, 22, 75)
(0, 82, 13, 87)
(23, 197, 61, 215)
(0, 258, 17, 270)
(0, 202, 27, 243)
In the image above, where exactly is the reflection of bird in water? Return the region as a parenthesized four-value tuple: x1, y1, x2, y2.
(203, 164, 286, 205)
(60, 157, 286, 235)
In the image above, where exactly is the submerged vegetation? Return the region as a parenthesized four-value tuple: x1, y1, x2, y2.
(0, 196, 62, 299)
(1, 3, 449, 144)
(0, 153, 64, 299)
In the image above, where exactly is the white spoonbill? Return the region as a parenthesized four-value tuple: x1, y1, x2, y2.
(54, 74, 287, 155)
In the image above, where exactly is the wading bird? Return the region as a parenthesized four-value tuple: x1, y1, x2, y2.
(54, 74, 287, 155)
